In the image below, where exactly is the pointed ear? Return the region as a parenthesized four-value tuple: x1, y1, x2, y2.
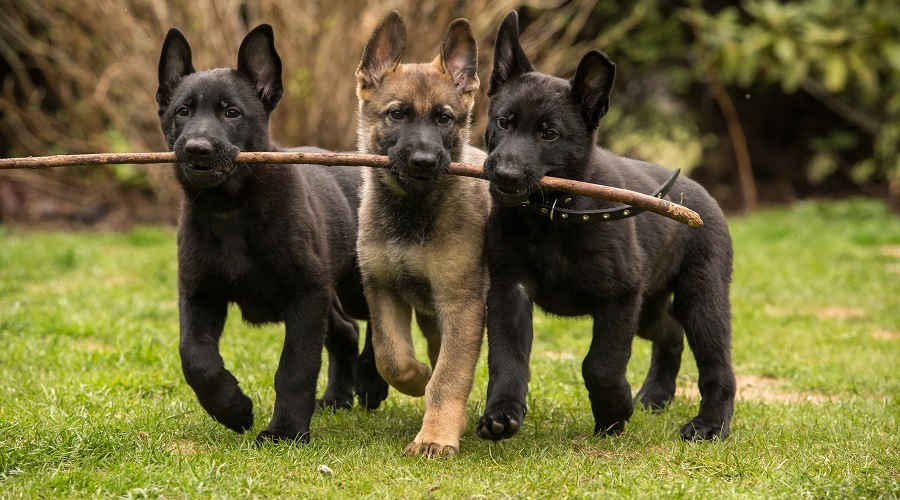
(489, 11, 534, 95)
(237, 24, 284, 112)
(571, 50, 616, 130)
(356, 11, 406, 90)
(437, 19, 479, 94)
(157, 28, 194, 110)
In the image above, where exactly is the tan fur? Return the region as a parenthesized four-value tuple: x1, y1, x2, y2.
(355, 17, 490, 458)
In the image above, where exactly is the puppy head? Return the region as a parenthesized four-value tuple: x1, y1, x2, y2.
(355, 11, 479, 195)
(156, 25, 283, 190)
(484, 11, 616, 206)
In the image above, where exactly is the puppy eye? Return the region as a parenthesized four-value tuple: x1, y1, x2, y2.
(388, 109, 404, 121)
(224, 108, 242, 118)
(437, 113, 453, 125)
(176, 106, 190, 117)
(542, 129, 559, 141)
(497, 117, 510, 130)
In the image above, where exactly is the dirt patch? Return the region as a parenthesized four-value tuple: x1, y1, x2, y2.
(168, 439, 205, 455)
(544, 351, 576, 361)
(815, 307, 867, 320)
(872, 329, 900, 340)
(879, 246, 900, 258)
(70, 339, 116, 354)
(680, 374, 832, 404)
(764, 305, 868, 320)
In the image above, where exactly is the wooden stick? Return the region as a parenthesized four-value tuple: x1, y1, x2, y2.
(0, 151, 703, 226)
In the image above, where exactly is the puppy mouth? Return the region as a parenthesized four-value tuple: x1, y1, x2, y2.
(493, 185, 527, 197)
(177, 162, 233, 188)
(490, 184, 530, 206)
(396, 171, 433, 182)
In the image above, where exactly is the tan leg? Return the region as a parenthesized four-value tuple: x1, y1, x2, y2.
(365, 281, 431, 396)
(405, 293, 485, 458)
(415, 311, 441, 368)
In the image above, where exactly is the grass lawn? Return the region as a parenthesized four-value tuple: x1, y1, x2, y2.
(0, 198, 898, 497)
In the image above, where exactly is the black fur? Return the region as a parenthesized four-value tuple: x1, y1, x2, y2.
(156, 25, 387, 443)
(477, 11, 736, 442)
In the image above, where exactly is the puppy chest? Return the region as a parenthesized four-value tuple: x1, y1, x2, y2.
(524, 238, 634, 303)
(362, 243, 435, 314)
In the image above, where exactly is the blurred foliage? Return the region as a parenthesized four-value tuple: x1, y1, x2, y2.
(0, 0, 897, 222)
(682, 0, 900, 193)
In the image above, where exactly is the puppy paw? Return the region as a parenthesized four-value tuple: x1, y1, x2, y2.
(356, 374, 390, 410)
(315, 396, 354, 411)
(477, 403, 526, 441)
(635, 383, 675, 412)
(593, 419, 627, 436)
(209, 393, 254, 433)
(680, 417, 729, 441)
(255, 428, 310, 445)
(405, 440, 458, 459)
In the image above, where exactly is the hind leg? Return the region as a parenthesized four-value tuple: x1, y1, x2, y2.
(356, 321, 390, 409)
(318, 299, 359, 410)
(635, 292, 684, 410)
(673, 268, 736, 441)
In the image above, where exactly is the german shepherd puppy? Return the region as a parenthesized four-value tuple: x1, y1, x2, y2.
(157, 25, 385, 443)
(476, 12, 736, 442)
(355, 11, 490, 457)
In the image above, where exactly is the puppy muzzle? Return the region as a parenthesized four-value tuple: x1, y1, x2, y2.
(174, 137, 239, 188)
(487, 160, 530, 206)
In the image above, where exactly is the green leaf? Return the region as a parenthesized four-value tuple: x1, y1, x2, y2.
(847, 50, 879, 103)
(781, 58, 808, 93)
(774, 37, 797, 64)
(884, 42, 900, 71)
(822, 54, 848, 92)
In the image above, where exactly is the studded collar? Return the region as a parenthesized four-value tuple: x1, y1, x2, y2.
(521, 168, 681, 223)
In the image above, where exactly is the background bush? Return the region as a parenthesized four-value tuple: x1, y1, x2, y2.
(1, 0, 897, 225)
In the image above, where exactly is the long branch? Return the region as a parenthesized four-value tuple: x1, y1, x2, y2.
(0, 151, 703, 226)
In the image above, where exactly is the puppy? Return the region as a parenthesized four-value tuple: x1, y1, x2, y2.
(477, 12, 736, 442)
(157, 24, 384, 443)
(354, 11, 490, 457)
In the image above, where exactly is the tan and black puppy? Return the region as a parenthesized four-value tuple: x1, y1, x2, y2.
(354, 11, 490, 458)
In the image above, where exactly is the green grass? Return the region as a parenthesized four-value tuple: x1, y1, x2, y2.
(1, 198, 898, 498)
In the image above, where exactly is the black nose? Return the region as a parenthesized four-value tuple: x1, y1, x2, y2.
(184, 138, 213, 159)
(409, 151, 438, 171)
(492, 163, 523, 188)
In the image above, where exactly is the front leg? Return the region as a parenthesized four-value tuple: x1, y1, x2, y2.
(179, 294, 253, 433)
(477, 278, 533, 441)
(257, 289, 330, 443)
(406, 290, 486, 458)
(366, 281, 431, 396)
(584, 295, 640, 435)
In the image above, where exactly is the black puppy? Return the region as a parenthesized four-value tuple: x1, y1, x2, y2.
(476, 12, 736, 441)
(156, 25, 386, 443)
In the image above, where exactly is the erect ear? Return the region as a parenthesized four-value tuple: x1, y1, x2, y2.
(571, 50, 616, 130)
(489, 11, 534, 95)
(237, 24, 284, 113)
(437, 19, 479, 94)
(356, 10, 406, 90)
(157, 28, 195, 110)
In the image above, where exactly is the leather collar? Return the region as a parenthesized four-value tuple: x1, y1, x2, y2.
(521, 168, 681, 223)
